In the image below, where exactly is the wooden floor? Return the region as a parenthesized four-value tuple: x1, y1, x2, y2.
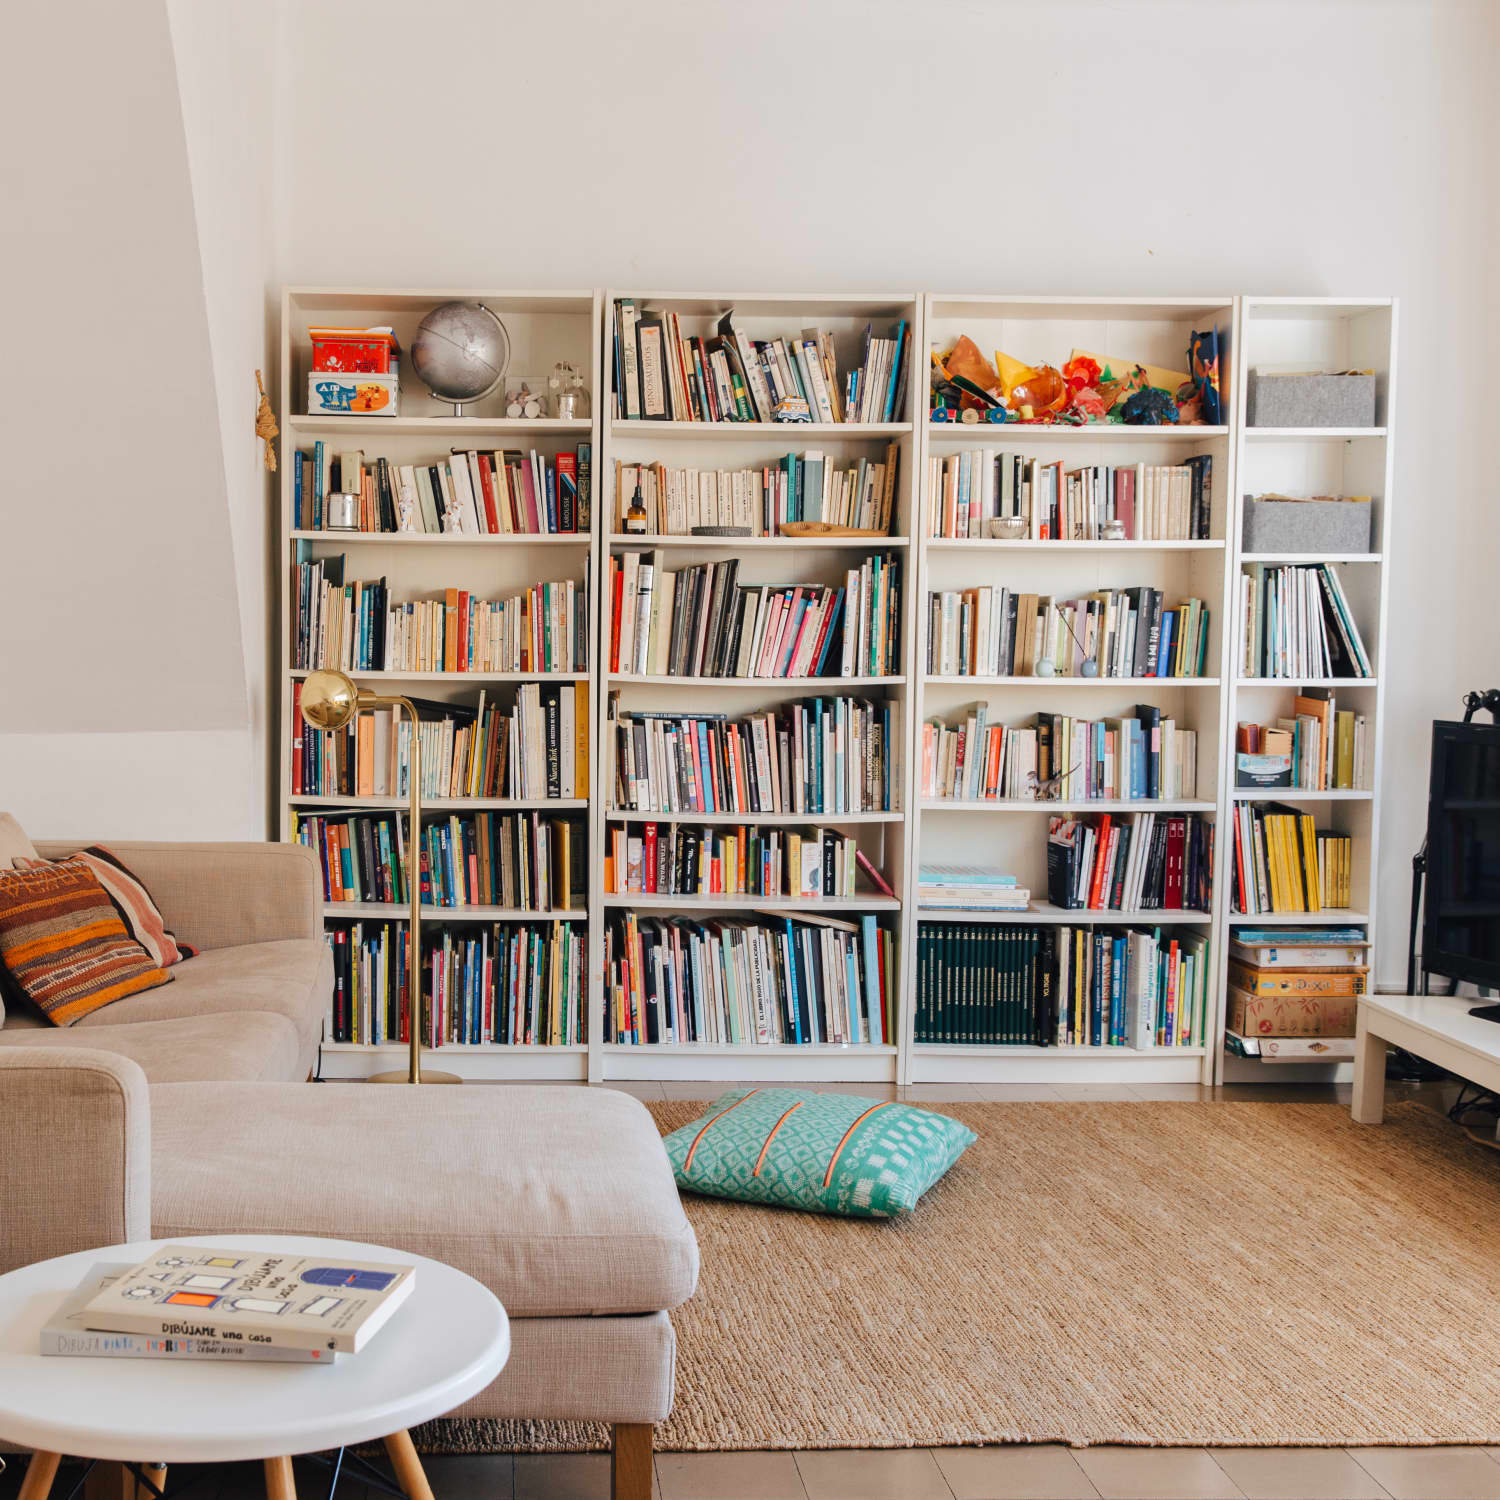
(5, 1080, 1490, 1500)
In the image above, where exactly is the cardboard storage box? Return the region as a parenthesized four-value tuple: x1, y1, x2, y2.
(1246, 370, 1377, 427)
(1227, 986, 1358, 1038)
(1242, 496, 1373, 554)
(307, 371, 399, 417)
(1227, 960, 1367, 998)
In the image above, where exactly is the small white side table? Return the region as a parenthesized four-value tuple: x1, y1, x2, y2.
(0, 1234, 509, 1500)
(1353, 992, 1500, 1124)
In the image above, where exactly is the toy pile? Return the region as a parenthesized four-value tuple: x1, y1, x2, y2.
(930, 329, 1220, 427)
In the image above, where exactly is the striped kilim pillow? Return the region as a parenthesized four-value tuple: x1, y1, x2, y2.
(0, 857, 171, 1025)
(664, 1088, 976, 1218)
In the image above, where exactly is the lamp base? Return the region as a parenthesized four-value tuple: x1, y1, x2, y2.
(367, 1069, 464, 1085)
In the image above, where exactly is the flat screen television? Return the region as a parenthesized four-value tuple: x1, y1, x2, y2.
(1423, 719, 1500, 991)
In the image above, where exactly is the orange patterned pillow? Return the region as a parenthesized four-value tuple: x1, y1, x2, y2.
(0, 857, 171, 1025)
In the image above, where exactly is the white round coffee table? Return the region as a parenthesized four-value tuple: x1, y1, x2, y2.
(0, 1234, 509, 1500)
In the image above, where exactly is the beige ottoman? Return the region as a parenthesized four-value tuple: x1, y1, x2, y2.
(149, 1083, 699, 1500)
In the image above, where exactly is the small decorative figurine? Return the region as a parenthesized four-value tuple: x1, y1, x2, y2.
(505, 380, 546, 419)
(549, 361, 591, 421)
(1121, 387, 1180, 425)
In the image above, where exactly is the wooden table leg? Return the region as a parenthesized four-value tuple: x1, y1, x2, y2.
(17, 1451, 61, 1500)
(611, 1423, 653, 1500)
(1352, 1016, 1387, 1124)
(85, 1462, 130, 1500)
(263, 1455, 297, 1500)
(383, 1431, 435, 1500)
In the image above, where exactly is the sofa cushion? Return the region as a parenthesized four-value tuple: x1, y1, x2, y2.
(0, 857, 171, 1025)
(151, 1084, 700, 1319)
(0, 1009, 310, 1083)
(70, 938, 329, 1056)
(0, 815, 39, 1028)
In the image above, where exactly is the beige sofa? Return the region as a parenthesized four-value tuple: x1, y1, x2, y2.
(0, 841, 697, 1500)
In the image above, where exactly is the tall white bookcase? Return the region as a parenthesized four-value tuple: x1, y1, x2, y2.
(1219, 296, 1397, 1082)
(274, 287, 1395, 1087)
(277, 287, 603, 1081)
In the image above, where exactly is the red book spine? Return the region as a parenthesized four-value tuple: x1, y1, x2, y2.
(475, 453, 501, 533)
(609, 562, 625, 673)
(1165, 815, 1186, 909)
(643, 822, 658, 894)
(1086, 815, 1112, 909)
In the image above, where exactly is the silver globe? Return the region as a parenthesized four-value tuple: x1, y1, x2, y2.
(411, 301, 510, 414)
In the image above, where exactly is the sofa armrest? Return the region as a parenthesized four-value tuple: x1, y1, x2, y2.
(33, 840, 321, 952)
(0, 1048, 150, 1274)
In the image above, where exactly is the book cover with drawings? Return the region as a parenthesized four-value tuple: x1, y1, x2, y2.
(79, 1246, 416, 1354)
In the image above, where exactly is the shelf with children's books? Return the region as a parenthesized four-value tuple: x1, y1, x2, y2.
(908, 293, 1238, 1086)
(280, 286, 605, 1082)
(1218, 297, 1396, 1082)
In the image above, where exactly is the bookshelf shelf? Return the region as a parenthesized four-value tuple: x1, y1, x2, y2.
(917, 904, 1211, 925)
(1241, 552, 1381, 565)
(920, 799, 1218, 814)
(611, 421, 911, 438)
(602, 894, 900, 913)
(1227, 908, 1370, 926)
(290, 416, 593, 436)
(604, 808, 903, 825)
(321, 903, 586, 922)
(290, 796, 587, 812)
(913, 1043, 1208, 1058)
(924, 675, 1221, 689)
(291, 531, 590, 547)
(606, 534, 911, 550)
(605, 674, 906, 689)
(1230, 788, 1373, 802)
(1236, 677, 1378, 689)
(925, 539, 1224, 554)
(289, 669, 589, 684)
(927, 425, 1230, 443)
(1244, 426, 1387, 441)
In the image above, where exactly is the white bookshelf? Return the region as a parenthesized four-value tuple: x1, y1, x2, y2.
(277, 287, 603, 1081)
(908, 294, 1238, 1086)
(1218, 296, 1397, 1082)
(594, 290, 922, 1082)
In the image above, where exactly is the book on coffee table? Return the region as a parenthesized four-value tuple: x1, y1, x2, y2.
(43, 1264, 333, 1362)
(77, 1245, 415, 1354)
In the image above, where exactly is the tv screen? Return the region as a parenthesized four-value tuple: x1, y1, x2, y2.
(1423, 719, 1500, 990)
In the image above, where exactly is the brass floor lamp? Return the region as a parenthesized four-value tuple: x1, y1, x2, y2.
(300, 669, 460, 1084)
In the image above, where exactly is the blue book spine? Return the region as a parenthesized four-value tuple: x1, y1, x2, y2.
(883, 320, 907, 421)
(860, 914, 882, 1045)
(695, 721, 715, 813)
(545, 462, 558, 532)
(844, 939, 862, 1045)
(1157, 612, 1176, 678)
(313, 440, 325, 529)
(1111, 937, 1126, 1044)
(814, 591, 844, 677)
(781, 920, 804, 1044)
(293, 454, 304, 530)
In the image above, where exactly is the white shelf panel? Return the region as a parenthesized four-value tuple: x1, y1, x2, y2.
(604, 808, 902, 825)
(907, 1046, 1207, 1085)
(607, 534, 908, 550)
(600, 1042, 896, 1055)
(290, 669, 588, 683)
(603, 893, 900, 913)
(321, 903, 586, 922)
(914, 1043, 1207, 1058)
(924, 675, 1219, 688)
(1241, 552, 1381, 564)
(921, 799, 1216, 814)
(1231, 788, 1373, 802)
(291, 796, 586, 811)
(925, 538, 1223, 553)
(1236, 677, 1377, 688)
(608, 674, 905, 688)
(611, 420, 911, 438)
(927, 425, 1228, 442)
(917, 904, 1211, 925)
(1226, 909, 1369, 925)
(291, 531, 589, 546)
(1244, 427, 1386, 440)
(289, 416, 593, 436)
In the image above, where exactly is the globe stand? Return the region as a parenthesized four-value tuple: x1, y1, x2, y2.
(410, 300, 510, 422)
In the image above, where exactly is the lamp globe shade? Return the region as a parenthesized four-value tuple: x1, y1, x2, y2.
(300, 669, 361, 732)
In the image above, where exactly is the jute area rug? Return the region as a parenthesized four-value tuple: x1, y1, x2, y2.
(421, 1099, 1500, 1452)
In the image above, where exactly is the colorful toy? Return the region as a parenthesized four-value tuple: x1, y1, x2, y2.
(1121, 387, 1180, 425)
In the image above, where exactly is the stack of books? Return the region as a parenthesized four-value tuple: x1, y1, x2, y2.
(915, 924, 1209, 1048)
(42, 1246, 414, 1364)
(608, 552, 900, 679)
(605, 821, 894, 902)
(1239, 563, 1372, 678)
(603, 910, 894, 1046)
(614, 448, 898, 535)
(293, 444, 591, 534)
(927, 453, 1212, 540)
(613, 301, 909, 424)
(921, 705, 1198, 804)
(1230, 805, 1353, 913)
(925, 585, 1209, 679)
(1224, 929, 1368, 1060)
(917, 865, 1030, 912)
(1046, 811, 1213, 912)
(1235, 691, 1369, 790)
(326, 919, 585, 1047)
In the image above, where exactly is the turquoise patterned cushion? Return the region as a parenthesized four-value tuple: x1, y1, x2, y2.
(664, 1089, 976, 1218)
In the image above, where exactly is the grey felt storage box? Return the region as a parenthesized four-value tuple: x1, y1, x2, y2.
(1246, 370, 1377, 427)
(1242, 497, 1373, 554)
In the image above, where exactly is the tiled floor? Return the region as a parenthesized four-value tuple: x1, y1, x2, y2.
(4, 1080, 1481, 1500)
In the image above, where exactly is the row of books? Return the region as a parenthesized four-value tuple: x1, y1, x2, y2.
(292, 444, 591, 535)
(603, 911, 894, 1046)
(926, 453, 1214, 541)
(1230, 805, 1354, 913)
(920, 707, 1199, 803)
(1046, 812, 1214, 912)
(325, 919, 585, 1047)
(291, 559, 588, 674)
(1236, 692, 1369, 791)
(609, 696, 899, 816)
(604, 821, 895, 901)
(1223, 930, 1369, 1057)
(917, 865, 1029, 911)
(608, 553, 901, 679)
(291, 683, 588, 801)
(924, 586, 1210, 679)
(291, 810, 586, 912)
(614, 449, 898, 535)
(1239, 563, 1372, 678)
(914, 924, 1209, 1048)
(612, 300, 909, 424)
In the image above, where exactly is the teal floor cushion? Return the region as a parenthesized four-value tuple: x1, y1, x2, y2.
(664, 1088, 976, 1217)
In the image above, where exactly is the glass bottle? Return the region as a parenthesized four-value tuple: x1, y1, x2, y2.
(625, 483, 649, 536)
